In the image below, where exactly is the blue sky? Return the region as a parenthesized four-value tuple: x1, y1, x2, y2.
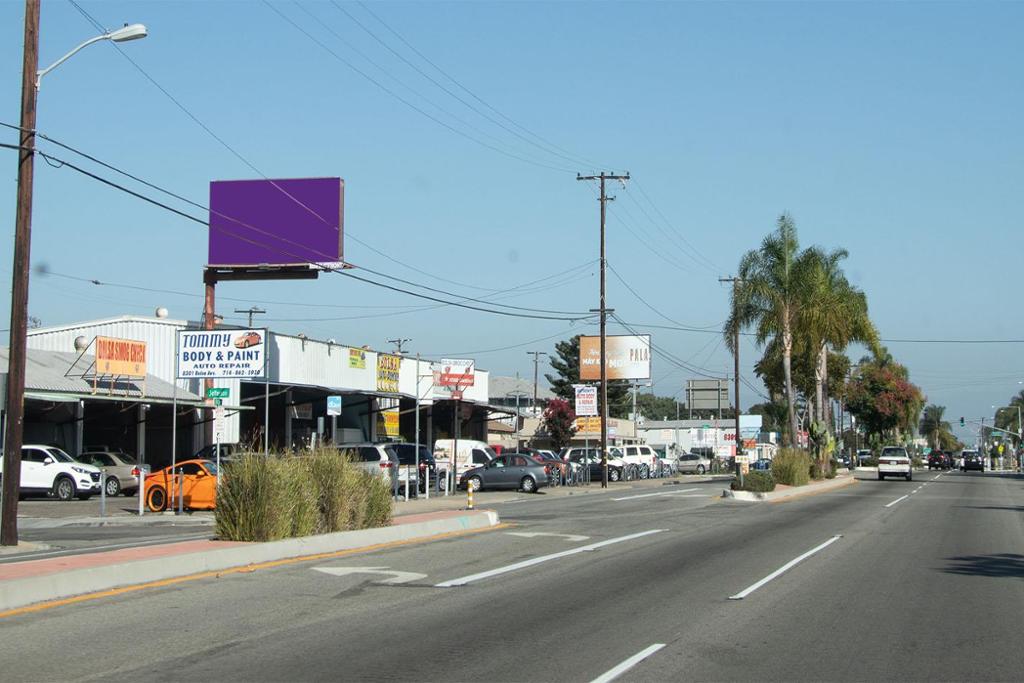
(2, 1, 1022, 440)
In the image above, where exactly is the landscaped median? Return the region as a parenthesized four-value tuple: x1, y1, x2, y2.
(722, 448, 857, 502)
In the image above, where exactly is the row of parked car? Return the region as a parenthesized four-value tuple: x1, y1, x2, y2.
(2, 439, 720, 509)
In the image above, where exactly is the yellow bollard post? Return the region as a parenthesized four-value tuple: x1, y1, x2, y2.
(467, 479, 474, 510)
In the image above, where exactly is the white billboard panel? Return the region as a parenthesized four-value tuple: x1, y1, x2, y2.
(177, 329, 267, 379)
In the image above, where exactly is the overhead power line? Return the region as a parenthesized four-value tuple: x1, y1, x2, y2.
(0, 141, 595, 322)
(354, 0, 610, 171)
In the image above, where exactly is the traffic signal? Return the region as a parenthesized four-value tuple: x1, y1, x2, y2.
(960, 417, 965, 426)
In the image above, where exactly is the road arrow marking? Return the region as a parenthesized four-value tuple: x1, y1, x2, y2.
(312, 566, 427, 584)
(506, 532, 590, 542)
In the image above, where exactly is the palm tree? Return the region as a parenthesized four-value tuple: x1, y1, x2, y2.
(919, 404, 950, 450)
(798, 247, 878, 427)
(726, 214, 814, 447)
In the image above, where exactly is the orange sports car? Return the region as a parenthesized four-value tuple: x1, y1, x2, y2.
(234, 332, 262, 349)
(145, 459, 218, 512)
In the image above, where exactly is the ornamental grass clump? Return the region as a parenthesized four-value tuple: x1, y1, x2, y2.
(771, 448, 812, 487)
(215, 447, 393, 541)
(215, 453, 294, 542)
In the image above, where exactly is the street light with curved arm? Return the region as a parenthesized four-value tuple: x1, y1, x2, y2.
(36, 23, 147, 89)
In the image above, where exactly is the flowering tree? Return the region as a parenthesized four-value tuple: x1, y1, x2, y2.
(541, 398, 576, 451)
(845, 352, 924, 443)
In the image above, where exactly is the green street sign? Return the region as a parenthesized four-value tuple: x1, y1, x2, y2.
(206, 387, 230, 399)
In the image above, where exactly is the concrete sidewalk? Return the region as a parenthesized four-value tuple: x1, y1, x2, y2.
(0, 509, 501, 614)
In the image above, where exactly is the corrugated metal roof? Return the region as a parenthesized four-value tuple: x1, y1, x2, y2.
(0, 347, 202, 403)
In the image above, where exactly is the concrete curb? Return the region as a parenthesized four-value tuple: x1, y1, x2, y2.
(18, 515, 215, 530)
(721, 475, 856, 502)
(0, 510, 499, 613)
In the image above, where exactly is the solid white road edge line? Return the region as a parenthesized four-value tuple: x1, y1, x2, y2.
(728, 535, 842, 600)
(435, 529, 666, 587)
(612, 488, 701, 501)
(590, 644, 666, 683)
(885, 494, 909, 508)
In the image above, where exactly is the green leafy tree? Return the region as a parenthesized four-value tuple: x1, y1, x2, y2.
(748, 401, 786, 433)
(727, 214, 816, 447)
(635, 393, 686, 421)
(994, 391, 1024, 445)
(541, 398, 576, 451)
(545, 335, 630, 419)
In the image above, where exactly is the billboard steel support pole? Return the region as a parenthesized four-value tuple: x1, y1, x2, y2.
(264, 340, 270, 457)
(1, 0, 40, 547)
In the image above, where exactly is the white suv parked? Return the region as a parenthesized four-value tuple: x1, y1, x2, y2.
(6, 445, 101, 500)
(877, 446, 912, 482)
(620, 445, 660, 478)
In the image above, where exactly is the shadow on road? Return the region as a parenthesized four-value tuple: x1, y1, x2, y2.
(956, 506, 1024, 513)
(942, 553, 1024, 579)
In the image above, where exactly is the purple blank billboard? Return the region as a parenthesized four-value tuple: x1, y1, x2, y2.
(208, 177, 344, 267)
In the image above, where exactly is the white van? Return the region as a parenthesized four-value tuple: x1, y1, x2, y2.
(433, 439, 497, 479)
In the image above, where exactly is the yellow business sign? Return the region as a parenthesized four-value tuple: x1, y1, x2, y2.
(376, 353, 401, 393)
(576, 416, 602, 434)
(95, 336, 147, 377)
(377, 410, 400, 438)
(348, 348, 366, 369)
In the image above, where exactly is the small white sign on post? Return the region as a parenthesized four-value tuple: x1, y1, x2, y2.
(213, 405, 227, 442)
(574, 385, 598, 417)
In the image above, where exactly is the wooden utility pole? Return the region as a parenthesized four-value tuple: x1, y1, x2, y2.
(526, 350, 547, 413)
(720, 277, 744, 484)
(578, 172, 629, 488)
(387, 338, 411, 355)
(2, 0, 41, 546)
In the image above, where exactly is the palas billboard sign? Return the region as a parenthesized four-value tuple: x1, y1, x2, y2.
(579, 335, 651, 381)
(177, 329, 267, 379)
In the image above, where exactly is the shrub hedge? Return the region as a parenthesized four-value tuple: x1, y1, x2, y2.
(771, 448, 812, 486)
(731, 470, 776, 492)
(216, 448, 393, 542)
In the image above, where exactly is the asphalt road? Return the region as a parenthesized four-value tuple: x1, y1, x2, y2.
(1, 471, 1022, 681)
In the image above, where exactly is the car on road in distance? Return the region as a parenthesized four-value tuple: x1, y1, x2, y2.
(960, 450, 984, 472)
(144, 459, 218, 512)
(878, 446, 912, 481)
(856, 449, 874, 466)
(78, 450, 139, 496)
(459, 453, 549, 493)
(927, 452, 951, 471)
(676, 452, 711, 475)
(751, 458, 772, 471)
(3, 445, 101, 501)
